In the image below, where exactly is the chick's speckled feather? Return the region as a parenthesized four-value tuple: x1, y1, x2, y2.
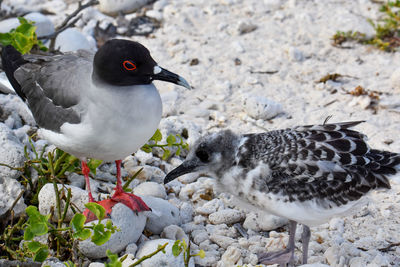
(166, 121, 400, 225)
(235, 121, 397, 206)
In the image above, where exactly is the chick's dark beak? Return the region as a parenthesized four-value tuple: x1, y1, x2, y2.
(164, 159, 199, 184)
(151, 66, 191, 89)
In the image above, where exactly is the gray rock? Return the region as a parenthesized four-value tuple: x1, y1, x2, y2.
(288, 46, 305, 62)
(0, 12, 54, 38)
(196, 198, 224, 215)
(141, 196, 180, 234)
(0, 95, 36, 127)
(209, 209, 245, 225)
(98, 0, 152, 15)
(38, 183, 88, 222)
(209, 234, 235, 249)
(0, 72, 15, 94)
(237, 21, 257, 35)
(136, 239, 194, 267)
(24, 12, 54, 37)
(179, 202, 193, 224)
(67, 172, 85, 188)
(79, 203, 147, 259)
(88, 263, 105, 267)
(161, 225, 188, 243)
(41, 257, 65, 267)
(0, 177, 26, 216)
(55, 28, 92, 52)
(133, 181, 167, 199)
(243, 211, 287, 231)
(0, 123, 25, 179)
(241, 94, 283, 120)
(124, 165, 165, 183)
(218, 246, 242, 266)
(192, 229, 208, 245)
(125, 243, 138, 255)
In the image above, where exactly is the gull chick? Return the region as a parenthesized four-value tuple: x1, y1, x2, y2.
(164, 121, 400, 266)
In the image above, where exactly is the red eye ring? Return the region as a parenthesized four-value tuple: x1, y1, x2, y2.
(123, 60, 137, 71)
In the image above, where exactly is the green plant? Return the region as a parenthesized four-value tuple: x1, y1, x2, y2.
(172, 239, 205, 267)
(0, 127, 188, 263)
(332, 0, 400, 51)
(141, 129, 189, 160)
(0, 17, 47, 54)
(23, 203, 118, 262)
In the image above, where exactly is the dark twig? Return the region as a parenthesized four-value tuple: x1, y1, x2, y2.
(378, 242, 400, 252)
(39, 0, 99, 50)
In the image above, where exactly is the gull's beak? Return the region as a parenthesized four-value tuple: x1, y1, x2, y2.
(164, 159, 199, 184)
(151, 66, 191, 89)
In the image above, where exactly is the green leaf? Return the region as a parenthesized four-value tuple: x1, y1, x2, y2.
(33, 247, 49, 262)
(140, 144, 152, 153)
(105, 249, 122, 267)
(71, 213, 86, 232)
(0, 32, 13, 46)
(176, 147, 181, 156)
(17, 17, 29, 25)
(92, 223, 111, 246)
(172, 240, 182, 257)
(26, 206, 41, 221)
(30, 222, 48, 236)
(73, 229, 91, 240)
(14, 32, 32, 54)
(27, 241, 41, 253)
(105, 220, 115, 232)
(166, 134, 176, 145)
(25, 206, 49, 236)
(17, 23, 36, 38)
(24, 226, 34, 241)
(85, 202, 106, 221)
(87, 159, 103, 175)
(151, 129, 162, 142)
(162, 149, 171, 161)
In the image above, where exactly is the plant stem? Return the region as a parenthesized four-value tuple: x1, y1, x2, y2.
(48, 152, 61, 256)
(129, 242, 168, 267)
(53, 151, 69, 174)
(122, 168, 143, 191)
(61, 188, 72, 222)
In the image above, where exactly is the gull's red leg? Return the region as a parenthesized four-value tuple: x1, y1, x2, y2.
(114, 159, 123, 193)
(82, 160, 94, 202)
(84, 159, 150, 223)
(111, 160, 151, 212)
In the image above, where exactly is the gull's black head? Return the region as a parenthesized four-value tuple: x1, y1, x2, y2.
(164, 130, 240, 184)
(94, 39, 190, 88)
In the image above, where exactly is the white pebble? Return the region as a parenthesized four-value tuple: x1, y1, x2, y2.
(140, 196, 180, 234)
(209, 209, 245, 225)
(242, 94, 283, 120)
(133, 181, 167, 199)
(136, 239, 194, 267)
(79, 203, 146, 259)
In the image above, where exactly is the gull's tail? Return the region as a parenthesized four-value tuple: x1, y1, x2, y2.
(1, 45, 27, 99)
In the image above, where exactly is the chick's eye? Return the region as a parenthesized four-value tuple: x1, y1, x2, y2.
(196, 150, 209, 163)
(123, 60, 137, 71)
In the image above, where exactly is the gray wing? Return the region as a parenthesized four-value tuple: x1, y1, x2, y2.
(239, 121, 399, 206)
(14, 50, 94, 132)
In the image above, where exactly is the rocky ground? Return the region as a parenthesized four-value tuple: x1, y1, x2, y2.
(1, 0, 400, 266)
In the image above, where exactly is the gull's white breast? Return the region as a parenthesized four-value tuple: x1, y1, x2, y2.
(40, 83, 162, 161)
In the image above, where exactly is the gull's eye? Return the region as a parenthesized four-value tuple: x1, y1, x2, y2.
(196, 150, 209, 163)
(123, 60, 137, 71)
